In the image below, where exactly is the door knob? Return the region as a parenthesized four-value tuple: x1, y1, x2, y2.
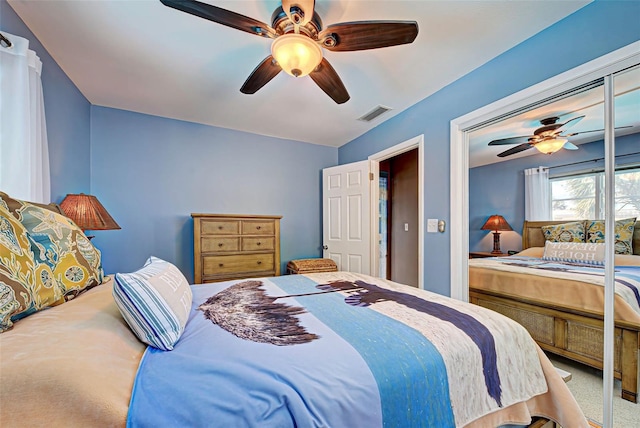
(322, 245, 328, 250)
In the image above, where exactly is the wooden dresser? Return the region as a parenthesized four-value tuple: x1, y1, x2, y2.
(192, 214, 282, 283)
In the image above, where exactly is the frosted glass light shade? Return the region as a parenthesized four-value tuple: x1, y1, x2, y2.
(535, 138, 567, 154)
(271, 34, 322, 77)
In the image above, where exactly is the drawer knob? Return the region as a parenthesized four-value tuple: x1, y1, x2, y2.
(219, 263, 224, 267)
(256, 226, 261, 230)
(256, 242, 261, 246)
(218, 243, 223, 247)
(218, 226, 223, 230)
(257, 261, 262, 265)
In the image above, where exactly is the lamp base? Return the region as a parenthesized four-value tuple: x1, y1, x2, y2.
(491, 231, 502, 254)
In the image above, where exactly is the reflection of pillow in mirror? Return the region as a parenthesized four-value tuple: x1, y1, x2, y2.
(586, 218, 636, 255)
(542, 241, 605, 265)
(541, 221, 585, 243)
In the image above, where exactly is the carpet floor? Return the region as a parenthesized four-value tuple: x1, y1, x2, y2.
(546, 353, 639, 428)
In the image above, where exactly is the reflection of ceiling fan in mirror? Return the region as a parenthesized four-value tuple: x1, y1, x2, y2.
(160, 0, 419, 104)
(488, 115, 625, 157)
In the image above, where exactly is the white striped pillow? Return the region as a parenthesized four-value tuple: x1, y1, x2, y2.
(113, 257, 192, 350)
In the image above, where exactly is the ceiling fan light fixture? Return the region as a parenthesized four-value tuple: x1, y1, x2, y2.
(271, 34, 322, 77)
(534, 138, 568, 155)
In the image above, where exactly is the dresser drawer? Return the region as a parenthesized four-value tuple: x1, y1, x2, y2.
(201, 219, 240, 235)
(241, 237, 274, 252)
(242, 220, 274, 235)
(203, 254, 275, 276)
(201, 237, 240, 253)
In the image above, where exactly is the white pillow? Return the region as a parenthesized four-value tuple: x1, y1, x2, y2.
(113, 257, 192, 350)
(542, 241, 605, 266)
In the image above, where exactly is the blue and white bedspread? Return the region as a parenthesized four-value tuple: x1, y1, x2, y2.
(127, 272, 549, 427)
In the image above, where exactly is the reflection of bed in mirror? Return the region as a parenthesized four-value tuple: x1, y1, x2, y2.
(469, 220, 640, 403)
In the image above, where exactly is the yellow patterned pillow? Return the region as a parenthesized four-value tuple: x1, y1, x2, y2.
(541, 221, 585, 243)
(0, 193, 104, 300)
(586, 218, 636, 255)
(0, 206, 63, 332)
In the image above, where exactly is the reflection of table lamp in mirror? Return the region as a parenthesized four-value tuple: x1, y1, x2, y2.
(481, 214, 512, 254)
(60, 193, 121, 239)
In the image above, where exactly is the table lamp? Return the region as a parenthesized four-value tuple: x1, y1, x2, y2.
(481, 214, 512, 254)
(60, 193, 120, 239)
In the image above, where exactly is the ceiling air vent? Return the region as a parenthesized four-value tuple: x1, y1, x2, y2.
(357, 105, 392, 122)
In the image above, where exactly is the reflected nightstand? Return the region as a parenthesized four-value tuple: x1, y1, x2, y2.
(468, 252, 511, 259)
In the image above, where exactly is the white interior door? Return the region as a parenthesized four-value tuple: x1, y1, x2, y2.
(322, 160, 372, 274)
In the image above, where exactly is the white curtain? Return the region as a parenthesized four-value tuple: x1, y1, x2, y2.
(524, 166, 551, 220)
(0, 32, 50, 203)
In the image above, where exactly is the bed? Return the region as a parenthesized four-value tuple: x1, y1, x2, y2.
(0, 192, 588, 427)
(1, 271, 589, 428)
(469, 219, 640, 404)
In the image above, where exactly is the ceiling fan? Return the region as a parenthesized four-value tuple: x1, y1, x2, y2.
(488, 115, 612, 157)
(159, 0, 419, 104)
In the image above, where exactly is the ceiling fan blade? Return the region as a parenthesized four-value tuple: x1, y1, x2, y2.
(488, 136, 532, 146)
(240, 56, 282, 94)
(160, 0, 276, 38)
(557, 115, 585, 132)
(319, 21, 418, 52)
(309, 58, 350, 104)
(563, 142, 579, 150)
(282, 0, 315, 25)
(497, 143, 533, 158)
(564, 125, 633, 136)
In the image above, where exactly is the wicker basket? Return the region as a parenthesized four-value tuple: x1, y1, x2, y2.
(286, 258, 338, 274)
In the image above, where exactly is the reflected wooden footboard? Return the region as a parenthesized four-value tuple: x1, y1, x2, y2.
(469, 288, 640, 403)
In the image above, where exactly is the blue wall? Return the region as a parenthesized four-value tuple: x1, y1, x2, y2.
(469, 133, 640, 253)
(90, 107, 337, 282)
(4, 0, 639, 292)
(3, 0, 336, 283)
(338, 0, 640, 296)
(1, 0, 91, 202)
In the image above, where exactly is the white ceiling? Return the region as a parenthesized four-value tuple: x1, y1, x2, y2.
(8, 0, 591, 148)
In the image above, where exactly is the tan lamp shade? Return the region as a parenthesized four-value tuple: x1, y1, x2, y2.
(60, 193, 121, 231)
(481, 214, 512, 254)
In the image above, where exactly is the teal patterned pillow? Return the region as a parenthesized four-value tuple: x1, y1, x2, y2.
(586, 218, 636, 255)
(0, 205, 63, 332)
(0, 193, 104, 300)
(541, 221, 585, 243)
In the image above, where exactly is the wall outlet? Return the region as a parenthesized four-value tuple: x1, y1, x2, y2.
(427, 218, 438, 233)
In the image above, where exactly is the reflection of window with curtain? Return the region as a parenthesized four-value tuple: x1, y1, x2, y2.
(524, 166, 551, 220)
(551, 168, 640, 220)
(0, 32, 50, 203)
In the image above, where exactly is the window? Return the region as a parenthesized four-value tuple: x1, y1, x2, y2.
(551, 167, 640, 220)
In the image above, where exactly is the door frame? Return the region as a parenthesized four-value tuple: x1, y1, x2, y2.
(369, 135, 424, 288)
(449, 40, 640, 302)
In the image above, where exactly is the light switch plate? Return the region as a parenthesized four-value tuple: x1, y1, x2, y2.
(427, 218, 438, 233)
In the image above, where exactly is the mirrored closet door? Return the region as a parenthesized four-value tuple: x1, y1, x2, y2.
(460, 52, 639, 427)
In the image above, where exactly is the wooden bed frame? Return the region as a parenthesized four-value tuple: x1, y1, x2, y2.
(469, 220, 640, 403)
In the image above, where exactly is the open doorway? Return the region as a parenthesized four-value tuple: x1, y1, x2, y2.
(378, 148, 419, 286)
(369, 134, 424, 288)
